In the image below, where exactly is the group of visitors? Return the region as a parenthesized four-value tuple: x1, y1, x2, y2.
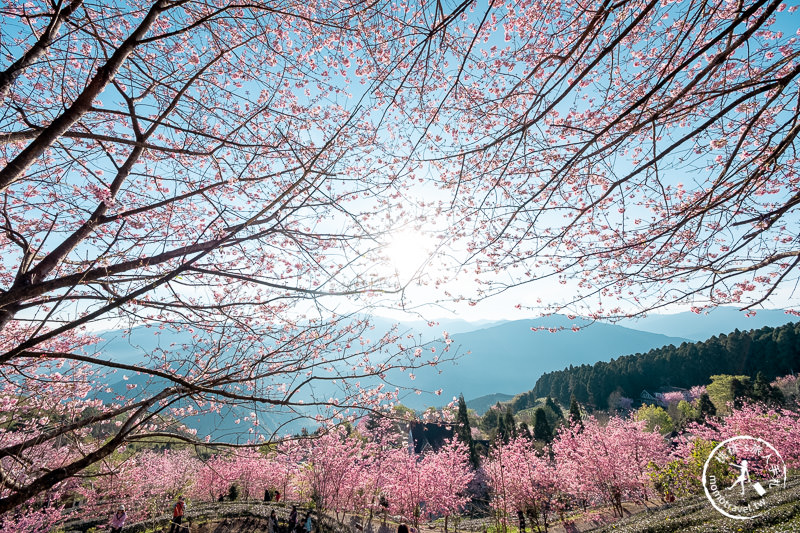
(107, 495, 419, 533)
(106, 494, 316, 533)
(104, 495, 185, 533)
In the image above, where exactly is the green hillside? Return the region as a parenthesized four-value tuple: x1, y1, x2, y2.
(530, 322, 800, 409)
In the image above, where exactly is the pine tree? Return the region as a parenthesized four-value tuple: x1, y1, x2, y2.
(504, 407, 517, 440)
(730, 377, 750, 408)
(698, 392, 717, 419)
(533, 408, 553, 443)
(496, 413, 509, 444)
(518, 421, 533, 441)
(456, 394, 479, 468)
(752, 371, 784, 405)
(480, 403, 502, 433)
(569, 394, 582, 428)
(545, 396, 563, 419)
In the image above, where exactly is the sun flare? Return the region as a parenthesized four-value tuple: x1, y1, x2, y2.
(384, 229, 434, 280)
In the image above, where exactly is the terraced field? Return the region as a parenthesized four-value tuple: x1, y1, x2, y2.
(591, 476, 800, 533)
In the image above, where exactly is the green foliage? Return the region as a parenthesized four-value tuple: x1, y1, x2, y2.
(533, 407, 553, 442)
(504, 407, 517, 440)
(635, 405, 674, 434)
(753, 371, 785, 405)
(530, 322, 800, 408)
(707, 374, 751, 413)
(648, 459, 698, 502)
(545, 396, 563, 418)
(673, 399, 699, 430)
(495, 411, 509, 444)
(649, 439, 734, 503)
(480, 403, 503, 433)
(569, 395, 582, 426)
(510, 390, 538, 413)
(518, 421, 533, 441)
(696, 392, 716, 419)
(456, 394, 479, 468)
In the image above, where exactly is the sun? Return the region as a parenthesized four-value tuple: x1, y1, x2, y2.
(384, 229, 435, 281)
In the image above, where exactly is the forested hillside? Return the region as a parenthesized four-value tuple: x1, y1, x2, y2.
(530, 322, 800, 409)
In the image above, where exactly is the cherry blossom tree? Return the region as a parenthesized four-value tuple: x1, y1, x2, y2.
(192, 454, 233, 503)
(416, 439, 473, 532)
(552, 416, 669, 517)
(419, 0, 800, 318)
(381, 445, 425, 527)
(191, 449, 275, 502)
(485, 437, 563, 532)
(379, 437, 472, 530)
(0, 0, 461, 516)
(296, 427, 372, 522)
(684, 402, 800, 469)
(72, 448, 201, 525)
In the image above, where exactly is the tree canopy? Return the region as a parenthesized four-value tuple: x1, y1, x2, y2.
(2, 0, 799, 516)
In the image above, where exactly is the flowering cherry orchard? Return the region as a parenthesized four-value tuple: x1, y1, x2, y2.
(2, 0, 800, 528)
(485, 418, 674, 529)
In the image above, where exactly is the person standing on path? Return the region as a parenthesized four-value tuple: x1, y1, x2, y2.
(268, 509, 279, 533)
(288, 505, 298, 531)
(168, 495, 186, 533)
(108, 504, 127, 533)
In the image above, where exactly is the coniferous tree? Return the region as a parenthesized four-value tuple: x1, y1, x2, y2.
(533, 408, 553, 443)
(545, 396, 563, 419)
(730, 377, 751, 408)
(496, 413, 509, 444)
(752, 371, 784, 405)
(504, 407, 517, 440)
(529, 322, 800, 406)
(697, 392, 717, 420)
(455, 394, 479, 468)
(518, 421, 533, 441)
(480, 403, 502, 433)
(569, 394, 583, 428)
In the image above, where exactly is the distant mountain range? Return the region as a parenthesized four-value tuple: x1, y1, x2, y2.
(617, 306, 796, 341)
(90, 307, 796, 439)
(465, 393, 514, 415)
(402, 315, 690, 408)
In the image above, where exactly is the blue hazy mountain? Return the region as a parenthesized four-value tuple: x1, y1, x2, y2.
(89, 308, 790, 438)
(465, 393, 515, 415)
(402, 315, 689, 408)
(618, 306, 796, 341)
